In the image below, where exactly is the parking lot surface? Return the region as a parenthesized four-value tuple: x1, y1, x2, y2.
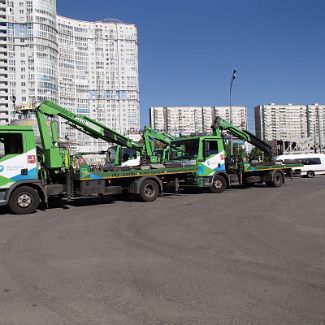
(0, 177, 324, 324)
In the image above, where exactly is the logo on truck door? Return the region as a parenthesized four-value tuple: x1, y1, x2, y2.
(28, 155, 36, 163)
(0, 165, 4, 172)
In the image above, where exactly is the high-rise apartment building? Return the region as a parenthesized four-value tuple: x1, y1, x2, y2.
(1, 0, 58, 124)
(0, 0, 9, 124)
(57, 17, 139, 150)
(2, 0, 140, 151)
(150, 106, 247, 135)
(255, 103, 325, 151)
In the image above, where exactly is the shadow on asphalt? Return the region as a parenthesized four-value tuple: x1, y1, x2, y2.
(0, 206, 9, 215)
(48, 196, 116, 210)
(0, 179, 298, 215)
(0, 197, 117, 216)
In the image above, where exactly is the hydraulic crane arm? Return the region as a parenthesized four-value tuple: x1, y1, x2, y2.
(212, 116, 272, 154)
(142, 126, 176, 158)
(143, 126, 176, 144)
(36, 100, 143, 152)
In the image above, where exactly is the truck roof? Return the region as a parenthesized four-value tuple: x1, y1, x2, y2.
(0, 125, 34, 132)
(276, 153, 325, 159)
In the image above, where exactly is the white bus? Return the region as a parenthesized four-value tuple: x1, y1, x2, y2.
(275, 153, 325, 178)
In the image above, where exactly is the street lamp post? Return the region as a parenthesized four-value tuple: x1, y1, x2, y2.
(229, 68, 237, 156)
(316, 104, 322, 153)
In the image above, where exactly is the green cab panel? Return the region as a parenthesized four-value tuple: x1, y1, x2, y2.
(0, 127, 38, 189)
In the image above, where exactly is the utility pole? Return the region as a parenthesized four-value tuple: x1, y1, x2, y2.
(314, 124, 317, 153)
(229, 68, 237, 156)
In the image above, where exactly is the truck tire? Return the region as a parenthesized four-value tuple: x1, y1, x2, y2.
(306, 171, 314, 178)
(209, 175, 227, 193)
(266, 171, 283, 188)
(8, 186, 40, 215)
(139, 179, 159, 202)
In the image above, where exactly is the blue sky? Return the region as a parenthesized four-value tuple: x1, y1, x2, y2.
(57, 0, 325, 130)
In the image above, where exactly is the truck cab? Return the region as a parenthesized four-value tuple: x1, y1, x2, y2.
(169, 136, 225, 172)
(168, 135, 230, 192)
(0, 126, 44, 213)
(0, 126, 38, 188)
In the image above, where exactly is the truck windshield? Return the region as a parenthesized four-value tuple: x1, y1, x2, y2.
(120, 147, 138, 162)
(169, 139, 199, 160)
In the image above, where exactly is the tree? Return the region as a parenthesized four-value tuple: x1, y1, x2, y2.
(250, 147, 263, 161)
(224, 142, 246, 156)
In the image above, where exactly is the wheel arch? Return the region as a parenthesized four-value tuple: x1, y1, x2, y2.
(6, 181, 47, 205)
(263, 170, 285, 183)
(306, 170, 315, 178)
(127, 176, 163, 194)
(213, 172, 230, 188)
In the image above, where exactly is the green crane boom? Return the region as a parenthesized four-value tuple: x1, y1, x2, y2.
(142, 126, 176, 162)
(35, 100, 143, 168)
(37, 100, 142, 151)
(212, 116, 272, 154)
(36, 101, 180, 168)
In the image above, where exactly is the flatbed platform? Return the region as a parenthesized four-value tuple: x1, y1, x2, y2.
(243, 163, 302, 173)
(78, 165, 199, 181)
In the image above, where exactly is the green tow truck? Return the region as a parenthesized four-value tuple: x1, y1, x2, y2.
(0, 101, 197, 214)
(167, 116, 299, 193)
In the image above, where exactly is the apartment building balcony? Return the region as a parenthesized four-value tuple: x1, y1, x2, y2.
(0, 97, 8, 105)
(0, 111, 8, 120)
(0, 117, 9, 124)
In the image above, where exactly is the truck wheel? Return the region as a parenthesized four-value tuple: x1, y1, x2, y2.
(268, 171, 283, 187)
(306, 171, 314, 178)
(209, 175, 227, 193)
(139, 179, 159, 202)
(8, 186, 40, 215)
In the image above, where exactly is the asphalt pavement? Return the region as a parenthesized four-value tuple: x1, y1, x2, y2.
(0, 177, 324, 325)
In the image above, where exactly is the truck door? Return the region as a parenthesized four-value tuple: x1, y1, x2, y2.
(202, 139, 226, 173)
(0, 132, 37, 189)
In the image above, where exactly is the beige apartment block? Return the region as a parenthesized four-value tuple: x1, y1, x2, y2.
(255, 103, 325, 152)
(150, 106, 247, 135)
